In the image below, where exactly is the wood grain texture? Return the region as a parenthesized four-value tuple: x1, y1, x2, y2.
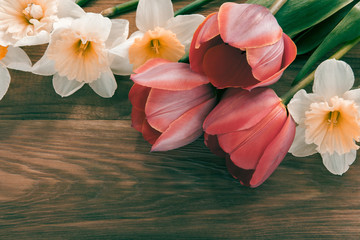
(1, 0, 360, 239)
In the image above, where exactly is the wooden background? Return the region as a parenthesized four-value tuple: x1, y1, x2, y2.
(1, 0, 360, 239)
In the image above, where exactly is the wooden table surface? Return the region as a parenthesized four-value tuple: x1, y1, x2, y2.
(1, 0, 360, 239)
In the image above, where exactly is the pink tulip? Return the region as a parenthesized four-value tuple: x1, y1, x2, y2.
(203, 88, 295, 187)
(189, 3, 297, 90)
(129, 58, 216, 151)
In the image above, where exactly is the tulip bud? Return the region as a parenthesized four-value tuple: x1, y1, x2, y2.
(190, 3, 296, 90)
(129, 58, 216, 151)
(203, 88, 295, 187)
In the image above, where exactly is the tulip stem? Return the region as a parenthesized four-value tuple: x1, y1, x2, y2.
(281, 36, 360, 105)
(75, 0, 93, 7)
(269, 0, 287, 15)
(174, 0, 214, 16)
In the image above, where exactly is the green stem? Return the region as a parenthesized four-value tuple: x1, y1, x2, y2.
(75, 0, 93, 7)
(101, 0, 138, 18)
(174, 0, 214, 16)
(281, 36, 360, 105)
(269, 0, 287, 15)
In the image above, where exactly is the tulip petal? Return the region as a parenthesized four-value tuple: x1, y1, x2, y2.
(313, 59, 354, 100)
(218, 104, 287, 170)
(288, 126, 317, 157)
(244, 34, 297, 90)
(204, 133, 227, 158)
(204, 88, 281, 134)
(146, 84, 214, 132)
(142, 119, 162, 145)
(202, 43, 259, 89)
(218, 3, 282, 49)
(131, 107, 146, 133)
(226, 157, 255, 187)
(250, 115, 296, 187)
(193, 13, 220, 49)
(129, 83, 151, 110)
(151, 97, 216, 151)
(247, 35, 284, 81)
(321, 150, 356, 175)
(131, 60, 209, 90)
(136, 0, 174, 32)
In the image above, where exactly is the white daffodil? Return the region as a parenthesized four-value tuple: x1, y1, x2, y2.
(32, 12, 132, 98)
(0, 45, 32, 100)
(118, 0, 205, 70)
(288, 59, 360, 175)
(0, 0, 85, 47)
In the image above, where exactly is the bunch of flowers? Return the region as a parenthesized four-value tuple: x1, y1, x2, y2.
(1, 0, 360, 188)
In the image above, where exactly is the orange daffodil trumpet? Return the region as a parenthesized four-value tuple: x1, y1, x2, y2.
(125, 0, 205, 70)
(129, 58, 216, 151)
(189, 3, 297, 90)
(203, 88, 296, 187)
(0, 0, 84, 47)
(288, 59, 360, 175)
(32, 12, 133, 98)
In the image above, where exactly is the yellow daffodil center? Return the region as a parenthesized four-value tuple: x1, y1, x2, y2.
(47, 29, 108, 83)
(305, 96, 360, 155)
(23, 3, 44, 22)
(0, 46, 8, 61)
(129, 27, 185, 70)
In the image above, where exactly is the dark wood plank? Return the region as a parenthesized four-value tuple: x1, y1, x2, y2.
(0, 120, 359, 239)
(1, 0, 360, 239)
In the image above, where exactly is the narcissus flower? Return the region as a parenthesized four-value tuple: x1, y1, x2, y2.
(203, 88, 295, 187)
(129, 58, 215, 151)
(32, 13, 133, 98)
(288, 59, 360, 175)
(0, 45, 32, 100)
(190, 3, 297, 90)
(126, 0, 205, 70)
(0, 0, 84, 46)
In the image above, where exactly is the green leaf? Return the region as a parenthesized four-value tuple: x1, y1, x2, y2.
(292, 2, 360, 85)
(246, 0, 354, 37)
(294, 2, 356, 55)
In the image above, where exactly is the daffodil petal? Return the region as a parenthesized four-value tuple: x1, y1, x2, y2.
(288, 126, 317, 157)
(109, 52, 133, 76)
(53, 74, 85, 97)
(287, 89, 320, 124)
(14, 31, 50, 47)
(32, 53, 56, 76)
(1, 46, 32, 72)
(72, 13, 112, 42)
(0, 65, 10, 100)
(106, 19, 129, 49)
(321, 150, 356, 175)
(313, 59, 354, 100)
(57, 0, 86, 18)
(136, 0, 174, 32)
(165, 14, 205, 52)
(343, 88, 360, 106)
(89, 70, 117, 98)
